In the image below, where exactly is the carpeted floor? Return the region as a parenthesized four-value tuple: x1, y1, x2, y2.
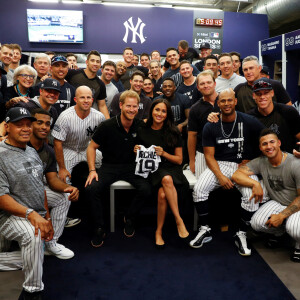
(43, 217, 296, 300)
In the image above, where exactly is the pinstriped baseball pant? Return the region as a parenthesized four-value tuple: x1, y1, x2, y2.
(251, 200, 300, 248)
(195, 151, 207, 179)
(193, 160, 269, 212)
(44, 186, 70, 247)
(0, 216, 44, 292)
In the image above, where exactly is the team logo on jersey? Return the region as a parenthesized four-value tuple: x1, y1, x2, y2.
(23, 162, 40, 177)
(86, 126, 97, 136)
(53, 124, 61, 132)
(123, 17, 146, 44)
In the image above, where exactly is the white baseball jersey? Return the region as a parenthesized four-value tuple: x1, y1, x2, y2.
(52, 106, 105, 172)
(135, 145, 161, 178)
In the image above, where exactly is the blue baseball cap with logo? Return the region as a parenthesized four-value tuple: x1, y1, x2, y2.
(40, 78, 61, 93)
(252, 78, 273, 92)
(51, 55, 68, 66)
(5, 107, 36, 123)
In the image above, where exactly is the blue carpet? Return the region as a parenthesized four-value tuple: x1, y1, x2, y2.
(43, 219, 295, 300)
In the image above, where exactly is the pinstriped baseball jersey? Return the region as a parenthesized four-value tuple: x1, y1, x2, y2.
(52, 106, 105, 162)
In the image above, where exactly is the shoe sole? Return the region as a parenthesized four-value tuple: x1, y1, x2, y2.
(65, 219, 81, 228)
(91, 240, 104, 248)
(123, 229, 135, 238)
(189, 236, 212, 249)
(235, 241, 251, 256)
(44, 251, 74, 259)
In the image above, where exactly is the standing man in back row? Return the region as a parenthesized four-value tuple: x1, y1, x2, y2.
(66, 50, 109, 119)
(234, 55, 292, 113)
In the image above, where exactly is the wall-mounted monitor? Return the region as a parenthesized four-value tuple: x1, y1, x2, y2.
(27, 9, 83, 43)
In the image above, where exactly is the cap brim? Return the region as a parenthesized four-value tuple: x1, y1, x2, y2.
(42, 87, 62, 93)
(253, 87, 273, 92)
(8, 116, 37, 123)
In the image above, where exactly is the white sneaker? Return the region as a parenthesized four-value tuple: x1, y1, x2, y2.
(235, 231, 251, 256)
(44, 243, 74, 259)
(65, 217, 81, 228)
(189, 225, 212, 248)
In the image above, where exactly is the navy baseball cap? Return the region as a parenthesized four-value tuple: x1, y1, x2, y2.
(200, 42, 211, 49)
(5, 107, 36, 123)
(261, 65, 270, 76)
(0, 61, 7, 75)
(253, 78, 273, 92)
(40, 78, 61, 93)
(51, 55, 68, 66)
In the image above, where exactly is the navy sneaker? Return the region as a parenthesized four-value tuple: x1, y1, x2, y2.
(189, 225, 212, 248)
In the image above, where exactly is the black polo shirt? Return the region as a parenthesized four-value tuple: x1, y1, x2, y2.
(188, 97, 219, 152)
(92, 114, 142, 165)
(234, 78, 291, 113)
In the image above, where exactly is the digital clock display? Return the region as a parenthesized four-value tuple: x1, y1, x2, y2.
(195, 18, 223, 27)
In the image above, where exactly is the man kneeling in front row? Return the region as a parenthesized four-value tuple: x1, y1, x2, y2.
(232, 129, 300, 262)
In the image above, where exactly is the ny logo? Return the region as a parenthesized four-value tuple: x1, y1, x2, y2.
(52, 81, 58, 86)
(20, 108, 27, 115)
(123, 17, 146, 44)
(86, 126, 97, 136)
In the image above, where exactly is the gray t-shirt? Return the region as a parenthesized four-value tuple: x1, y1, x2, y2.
(0, 142, 46, 225)
(215, 73, 246, 93)
(247, 153, 300, 206)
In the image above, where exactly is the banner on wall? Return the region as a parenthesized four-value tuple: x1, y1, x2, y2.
(193, 10, 224, 54)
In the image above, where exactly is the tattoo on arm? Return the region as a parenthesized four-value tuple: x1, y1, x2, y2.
(281, 197, 300, 218)
(239, 165, 254, 176)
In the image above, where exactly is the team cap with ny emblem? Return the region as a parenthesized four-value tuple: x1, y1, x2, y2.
(40, 78, 62, 93)
(5, 107, 37, 123)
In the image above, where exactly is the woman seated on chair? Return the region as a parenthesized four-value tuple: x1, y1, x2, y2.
(134, 98, 189, 248)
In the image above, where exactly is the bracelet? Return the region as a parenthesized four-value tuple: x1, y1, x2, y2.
(89, 169, 96, 173)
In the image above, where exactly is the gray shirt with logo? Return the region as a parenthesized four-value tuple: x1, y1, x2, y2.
(0, 142, 46, 225)
(247, 153, 300, 206)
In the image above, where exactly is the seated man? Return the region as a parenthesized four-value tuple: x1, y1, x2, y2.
(85, 90, 152, 247)
(190, 88, 268, 256)
(29, 108, 79, 259)
(0, 107, 53, 299)
(232, 129, 300, 263)
(52, 86, 105, 185)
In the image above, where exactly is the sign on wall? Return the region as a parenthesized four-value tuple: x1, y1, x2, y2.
(261, 36, 282, 55)
(193, 11, 224, 54)
(285, 29, 300, 51)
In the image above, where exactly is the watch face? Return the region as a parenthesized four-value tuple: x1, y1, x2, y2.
(195, 18, 223, 27)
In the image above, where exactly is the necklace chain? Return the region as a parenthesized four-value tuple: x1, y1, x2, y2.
(16, 84, 29, 97)
(220, 113, 237, 139)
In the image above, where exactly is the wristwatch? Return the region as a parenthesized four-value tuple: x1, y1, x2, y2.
(25, 208, 34, 220)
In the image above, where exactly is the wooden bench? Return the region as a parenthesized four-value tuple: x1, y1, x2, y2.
(109, 169, 197, 232)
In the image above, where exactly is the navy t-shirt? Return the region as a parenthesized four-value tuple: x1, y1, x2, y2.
(202, 111, 265, 163)
(154, 92, 191, 125)
(177, 81, 197, 104)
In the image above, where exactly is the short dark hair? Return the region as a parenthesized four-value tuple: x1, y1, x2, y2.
(150, 50, 160, 57)
(66, 53, 77, 60)
(166, 47, 178, 55)
(140, 53, 149, 59)
(162, 77, 175, 84)
(204, 55, 219, 65)
(31, 108, 51, 118)
(229, 51, 241, 59)
(218, 52, 232, 62)
(259, 128, 279, 142)
(45, 51, 55, 56)
(178, 40, 189, 49)
(87, 50, 101, 61)
(130, 70, 145, 80)
(102, 60, 116, 71)
(123, 47, 133, 54)
(179, 60, 191, 68)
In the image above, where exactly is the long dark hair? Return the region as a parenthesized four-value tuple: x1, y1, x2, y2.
(146, 98, 180, 148)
